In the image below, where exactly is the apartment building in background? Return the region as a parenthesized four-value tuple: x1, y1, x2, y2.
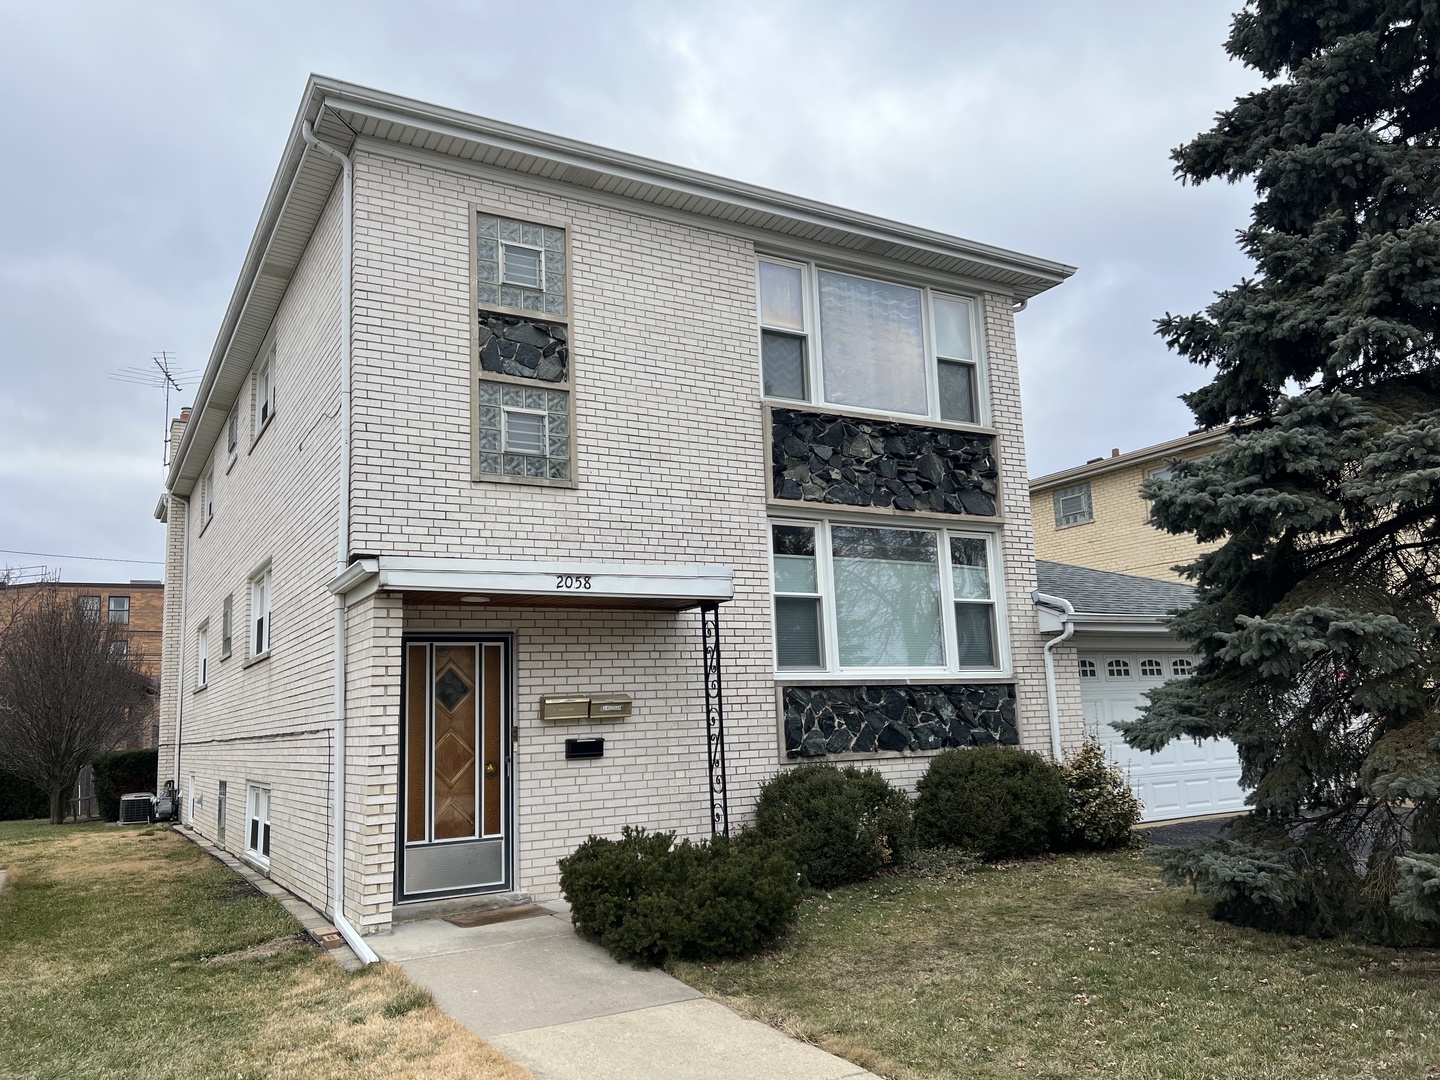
(1028, 428, 1227, 583)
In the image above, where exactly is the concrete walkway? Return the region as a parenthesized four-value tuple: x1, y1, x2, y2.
(371, 908, 879, 1080)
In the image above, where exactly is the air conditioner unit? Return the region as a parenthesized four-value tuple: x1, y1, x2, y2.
(118, 793, 155, 825)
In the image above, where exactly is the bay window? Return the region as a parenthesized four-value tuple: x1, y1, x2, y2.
(771, 519, 1005, 675)
(759, 257, 984, 425)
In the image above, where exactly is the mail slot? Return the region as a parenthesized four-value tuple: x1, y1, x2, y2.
(539, 695, 591, 722)
(588, 693, 632, 720)
(565, 737, 604, 759)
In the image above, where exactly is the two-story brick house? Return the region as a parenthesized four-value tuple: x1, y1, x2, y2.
(156, 77, 1085, 951)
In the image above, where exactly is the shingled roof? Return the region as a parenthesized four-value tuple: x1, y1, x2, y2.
(1036, 560, 1195, 617)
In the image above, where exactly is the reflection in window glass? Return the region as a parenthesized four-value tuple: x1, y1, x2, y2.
(950, 536, 996, 668)
(831, 526, 942, 667)
(759, 260, 805, 331)
(772, 524, 821, 669)
(938, 359, 977, 423)
(762, 331, 807, 400)
(932, 296, 973, 360)
(818, 271, 927, 415)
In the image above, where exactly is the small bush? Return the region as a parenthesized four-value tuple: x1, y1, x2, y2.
(754, 764, 912, 888)
(913, 746, 1067, 859)
(1061, 737, 1143, 849)
(92, 749, 159, 821)
(0, 771, 48, 821)
(558, 826, 802, 966)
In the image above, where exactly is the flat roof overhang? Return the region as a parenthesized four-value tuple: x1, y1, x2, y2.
(327, 557, 733, 611)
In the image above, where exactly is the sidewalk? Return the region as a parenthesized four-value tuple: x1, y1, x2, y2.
(371, 907, 879, 1080)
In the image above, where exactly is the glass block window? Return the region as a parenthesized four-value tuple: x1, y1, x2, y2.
(1140, 658, 1164, 678)
(1106, 658, 1131, 678)
(476, 213, 567, 316)
(1171, 657, 1194, 677)
(1053, 483, 1093, 528)
(477, 381, 571, 480)
(1078, 658, 1097, 678)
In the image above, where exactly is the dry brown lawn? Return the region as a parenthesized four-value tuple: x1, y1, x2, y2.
(0, 821, 531, 1080)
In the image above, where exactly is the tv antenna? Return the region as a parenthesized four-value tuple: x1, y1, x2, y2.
(109, 352, 199, 468)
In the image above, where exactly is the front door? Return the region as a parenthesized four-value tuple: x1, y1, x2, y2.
(399, 638, 512, 900)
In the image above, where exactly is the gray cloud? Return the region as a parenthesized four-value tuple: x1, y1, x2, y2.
(0, 0, 1259, 582)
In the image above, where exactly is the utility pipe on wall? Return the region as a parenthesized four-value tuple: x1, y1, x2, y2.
(302, 118, 377, 967)
(1032, 590, 1075, 763)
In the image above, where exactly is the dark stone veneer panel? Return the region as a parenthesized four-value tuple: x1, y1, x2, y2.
(770, 408, 998, 516)
(477, 311, 568, 382)
(783, 684, 1018, 758)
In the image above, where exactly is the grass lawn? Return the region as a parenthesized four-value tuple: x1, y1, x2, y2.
(0, 821, 530, 1080)
(672, 848, 1440, 1080)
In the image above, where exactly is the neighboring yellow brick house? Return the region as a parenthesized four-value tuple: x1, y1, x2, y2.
(1028, 429, 1227, 582)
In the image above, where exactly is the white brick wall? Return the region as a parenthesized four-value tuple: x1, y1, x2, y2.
(164, 139, 1070, 933)
(158, 184, 346, 917)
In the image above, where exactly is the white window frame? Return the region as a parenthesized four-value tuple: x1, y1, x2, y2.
(196, 623, 209, 688)
(249, 565, 271, 658)
(253, 344, 276, 440)
(756, 256, 990, 428)
(501, 406, 548, 456)
(767, 514, 1009, 679)
(500, 240, 545, 290)
(201, 466, 215, 525)
(226, 407, 239, 460)
(245, 783, 271, 866)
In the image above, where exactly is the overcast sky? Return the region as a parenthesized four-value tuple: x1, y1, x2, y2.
(0, 0, 1261, 583)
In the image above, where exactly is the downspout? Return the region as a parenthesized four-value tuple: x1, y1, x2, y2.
(174, 495, 190, 792)
(1032, 590, 1075, 763)
(302, 119, 377, 966)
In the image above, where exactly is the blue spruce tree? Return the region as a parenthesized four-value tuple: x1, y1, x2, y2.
(1124, 0, 1440, 942)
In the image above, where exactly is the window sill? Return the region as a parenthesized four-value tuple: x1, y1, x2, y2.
(225, 451, 238, 475)
(220, 650, 232, 663)
(1054, 518, 1095, 531)
(243, 651, 271, 670)
(193, 682, 207, 695)
(472, 471, 578, 490)
(197, 513, 213, 538)
(242, 851, 271, 873)
(775, 671, 1013, 685)
(248, 412, 275, 454)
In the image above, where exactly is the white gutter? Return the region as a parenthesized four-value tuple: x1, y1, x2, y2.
(1032, 590, 1075, 763)
(302, 119, 377, 967)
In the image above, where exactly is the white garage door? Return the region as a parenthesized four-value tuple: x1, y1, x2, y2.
(1078, 651, 1246, 822)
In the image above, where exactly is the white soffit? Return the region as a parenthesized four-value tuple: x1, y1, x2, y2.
(328, 557, 734, 610)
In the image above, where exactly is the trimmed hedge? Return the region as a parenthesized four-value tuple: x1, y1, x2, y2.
(0, 771, 47, 821)
(914, 745, 1068, 859)
(754, 764, 911, 888)
(93, 749, 159, 822)
(558, 827, 802, 965)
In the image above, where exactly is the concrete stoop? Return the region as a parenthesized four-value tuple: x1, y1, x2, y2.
(174, 825, 366, 971)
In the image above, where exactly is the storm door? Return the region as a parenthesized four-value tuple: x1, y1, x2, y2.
(399, 639, 511, 900)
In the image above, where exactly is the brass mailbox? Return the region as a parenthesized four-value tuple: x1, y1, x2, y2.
(539, 694, 591, 722)
(588, 693, 633, 720)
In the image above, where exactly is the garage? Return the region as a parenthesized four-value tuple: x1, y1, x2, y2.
(1078, 649, 1246, 821)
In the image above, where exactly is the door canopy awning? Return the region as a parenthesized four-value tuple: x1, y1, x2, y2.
(327, 556, 733, 611)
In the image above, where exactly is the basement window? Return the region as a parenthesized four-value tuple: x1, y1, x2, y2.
(246, 784, 271, 865)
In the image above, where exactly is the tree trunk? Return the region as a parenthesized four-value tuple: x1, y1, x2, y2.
(48, 785, 66, 825)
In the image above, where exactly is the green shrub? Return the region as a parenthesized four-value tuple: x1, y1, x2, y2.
(913, 746, 1067, 859)
(92, 749, 159, 821)
(753, 764, 912, 888)
(1061, 737, 1143, 850)
(0, 771, 47, 821)
(558, 826, 802, 965)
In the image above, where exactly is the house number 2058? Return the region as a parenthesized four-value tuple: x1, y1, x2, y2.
(555, 575, 592, 590)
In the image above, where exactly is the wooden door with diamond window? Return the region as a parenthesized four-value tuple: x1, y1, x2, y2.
(400, 639, 509, 899)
